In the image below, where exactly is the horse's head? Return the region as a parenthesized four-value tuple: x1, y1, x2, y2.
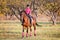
(20, 10, 26, 17)
(19, 10, 27, 22)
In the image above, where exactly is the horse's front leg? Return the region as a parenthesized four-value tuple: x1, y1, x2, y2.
(30, 26, 32, 36)
(22, 26, 24, 38)
(33, 25, 36, 36)
(26, 27, 28, 37)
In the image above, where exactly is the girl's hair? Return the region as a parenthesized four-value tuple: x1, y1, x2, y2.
(27, 4, 29, 7)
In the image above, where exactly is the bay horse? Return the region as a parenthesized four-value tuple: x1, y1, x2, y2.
(20, 10, 37, 38)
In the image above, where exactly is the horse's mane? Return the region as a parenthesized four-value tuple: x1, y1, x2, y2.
(21, 10, 26, 14)
(20, 10, 27, 16)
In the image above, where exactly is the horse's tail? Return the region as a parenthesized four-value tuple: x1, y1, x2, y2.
(36, 23, 42, 27)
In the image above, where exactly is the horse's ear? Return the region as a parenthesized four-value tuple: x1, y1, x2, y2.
(22, 9, 25, 12)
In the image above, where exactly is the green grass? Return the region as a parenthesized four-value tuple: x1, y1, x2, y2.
(0, 21, 60, 40)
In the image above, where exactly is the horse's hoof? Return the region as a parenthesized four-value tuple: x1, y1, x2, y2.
(22, 32, 24, 37)
(22, 35, 24, 38)
(26, 33, 28, 37)
(26, 35, 28, 37)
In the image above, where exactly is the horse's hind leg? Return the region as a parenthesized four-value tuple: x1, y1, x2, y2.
(26, 27, 28, 37)
(22, 26, 24, 38)
(30, 26, 32, 36)
(33, 24, 36, 36)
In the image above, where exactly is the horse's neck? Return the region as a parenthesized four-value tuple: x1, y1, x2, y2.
(23, 13, 27, 18)
(23, 13, 29, 20)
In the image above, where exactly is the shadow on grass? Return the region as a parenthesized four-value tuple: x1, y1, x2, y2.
(51, 33, 60, 38)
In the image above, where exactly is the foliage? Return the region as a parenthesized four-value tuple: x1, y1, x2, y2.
(0, 0, 60, 16)
(45, 2, 59, 12)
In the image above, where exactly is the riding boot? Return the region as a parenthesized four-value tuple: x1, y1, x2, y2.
(29, 16, 31, 24)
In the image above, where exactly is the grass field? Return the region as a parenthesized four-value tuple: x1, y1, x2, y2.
(0, 21, 60, 40)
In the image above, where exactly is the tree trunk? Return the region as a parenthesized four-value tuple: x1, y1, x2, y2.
(51, 12, 56, 25)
